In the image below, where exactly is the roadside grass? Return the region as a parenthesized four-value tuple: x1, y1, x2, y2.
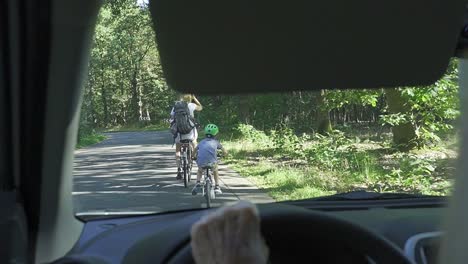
(76, 133, 107, 149)
(100, 123, 168, 133)
(221, 126, 457, 201)
(223, 141, 337, 201)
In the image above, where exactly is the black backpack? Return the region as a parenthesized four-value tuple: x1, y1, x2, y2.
(171, 101, 195, 135)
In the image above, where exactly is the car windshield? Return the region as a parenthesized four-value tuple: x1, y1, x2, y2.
(73, 0, 459, 216)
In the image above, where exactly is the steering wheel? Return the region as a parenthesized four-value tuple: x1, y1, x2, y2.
(165, 204, 413, 264)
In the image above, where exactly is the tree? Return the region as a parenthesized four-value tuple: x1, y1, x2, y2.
(316, 90, 332, 134)
(384, 88, 417, 150)
(80, 0, 174, 130)
(381, 60, 459, 150)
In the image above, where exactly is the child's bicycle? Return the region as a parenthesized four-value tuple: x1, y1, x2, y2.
(192, 164, 217, 208)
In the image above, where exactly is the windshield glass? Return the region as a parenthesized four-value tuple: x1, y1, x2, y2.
(73, 0, 459, 215)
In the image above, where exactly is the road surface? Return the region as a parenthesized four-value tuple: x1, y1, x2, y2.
(73, 131, 274, 214)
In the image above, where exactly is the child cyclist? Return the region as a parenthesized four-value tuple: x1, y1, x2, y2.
(192, 124, 227, 195)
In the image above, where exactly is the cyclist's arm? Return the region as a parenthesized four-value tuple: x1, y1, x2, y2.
(218, 145, 227, 156)
(192, 95, 203, 111)
(170, 107, 175, 117)
(169, 110, 175, 123)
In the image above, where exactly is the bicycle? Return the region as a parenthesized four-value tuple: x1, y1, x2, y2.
(179, 139, 193, 188)
(193, 165, 216, 208)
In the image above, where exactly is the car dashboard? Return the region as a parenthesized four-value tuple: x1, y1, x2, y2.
(58, 198, 446, 264)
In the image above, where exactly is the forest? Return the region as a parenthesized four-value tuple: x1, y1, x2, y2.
(79, 0, 460, 199)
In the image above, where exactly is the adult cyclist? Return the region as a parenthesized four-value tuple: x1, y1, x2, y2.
(170, 94, 203, 179)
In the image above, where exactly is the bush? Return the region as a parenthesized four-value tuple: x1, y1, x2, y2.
(368, 154, 437, 193)
(76, 133, 106, 149)
(77, 119, 96, 143)
(235, 124, 271, 148)
(271, 126, 305, 157)
(305, 131, 350, 169)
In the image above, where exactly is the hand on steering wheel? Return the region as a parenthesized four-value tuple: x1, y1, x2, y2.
(169, 201, 413, 264)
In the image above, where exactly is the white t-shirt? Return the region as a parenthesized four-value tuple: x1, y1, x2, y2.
(171, 102, 198, 142)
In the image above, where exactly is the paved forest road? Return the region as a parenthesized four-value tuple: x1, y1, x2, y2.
(73, 131, 274, 214)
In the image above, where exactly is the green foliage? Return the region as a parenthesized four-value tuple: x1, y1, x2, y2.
(81, 0, 176, 129)
(224, 122, 453, 200)
(303, 131, 377, 181)
(380, 113, 409, 127)
(271, 126, 305, 156)
(76, 133, 107, 149)
(380, 60, 460, 148)
(235, 124, 271, 148)
(368, 154, 441, 194)
(325, 89, 381, 109)
(225, 159, 334, 201)
(77, 109, 102, 148)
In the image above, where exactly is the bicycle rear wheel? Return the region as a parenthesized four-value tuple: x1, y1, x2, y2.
(187, 149, 192, 182)
(205, 180, 211, 208)
(183, 158, 188, 188)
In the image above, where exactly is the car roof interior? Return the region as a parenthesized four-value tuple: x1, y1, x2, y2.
(2, 0, 468, 263)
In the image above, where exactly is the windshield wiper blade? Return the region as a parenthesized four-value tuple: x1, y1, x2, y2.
(309, 190, 439, 201)
(75, 207, 211, 221)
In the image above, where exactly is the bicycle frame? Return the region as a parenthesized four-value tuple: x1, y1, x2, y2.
(180, 143, 191, 161)
(201, 166, 215, 207)
(202, 168, 212, 194)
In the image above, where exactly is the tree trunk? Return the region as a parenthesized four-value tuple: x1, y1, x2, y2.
(354, 105, 359, 123)
(238, 95, 250, 124)
(89, 85, 96, 125)
(385, 88, 417, 150)
(316, 89, 332, 134)
(129, 67, 140, 124)
(101, 84, 109, 127)
(342, 108, 347, 125)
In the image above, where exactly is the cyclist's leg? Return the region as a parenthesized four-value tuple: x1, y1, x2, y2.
(192, 128, 198, 149)
(196, 166, 203, 182)
(192, 166, 203, 195)
(175, 143, 182, 165)
(175, 142, 182, 178)
(192, 146, 197, 160)
(213, 164, 220, 186)
(190, 141, 197, 160)
(213, 164, 222, 194)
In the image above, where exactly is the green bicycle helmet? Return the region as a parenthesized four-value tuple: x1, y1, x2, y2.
(204, 124, 219, 136)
